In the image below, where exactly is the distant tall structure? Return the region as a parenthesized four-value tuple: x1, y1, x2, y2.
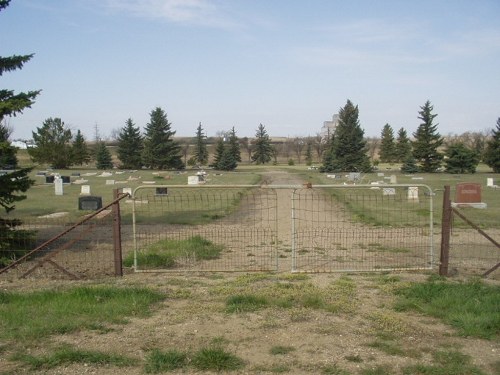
(321, 114, 339, 140)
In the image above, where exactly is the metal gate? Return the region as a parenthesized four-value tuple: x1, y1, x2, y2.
(130, 184, 434, 273)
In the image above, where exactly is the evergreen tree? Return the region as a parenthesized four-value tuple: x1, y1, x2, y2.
(395, 127, 412, 162)
(210, 137, 225, 168)
(95, 141, 113, 170)
(305, 140, 313, 166)
(484, 118, 500, 173)
(0, 1, 38, 261)
(251, 123, 273, 165)
(379, 123, 397, 163)
(142, 107, 184, 170)
(0, 122, 17, 169)
(227, 126, 241, 163)
(71, 129, 91, 166)
(400, 154, 419, 174)
(320, 100, 371, 172)
(193, 122, 208, 165)
(29, 118, 73, 169)
(217, 149, 237, 171)
(444, 143, 479, 174)
(412, 101, 443, 172)
(117, 118, 143, 169)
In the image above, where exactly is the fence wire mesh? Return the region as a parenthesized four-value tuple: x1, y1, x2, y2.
(291, 185, 434, 272)
(129, 186, 278, 272)
(0, 210, 118, 280)
(129, 184, 434, 273)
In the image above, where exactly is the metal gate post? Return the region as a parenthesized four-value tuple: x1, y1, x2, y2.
(112, 189, 123, 277)
(439, 185, 451, 276)
(291, 189, 297, 272)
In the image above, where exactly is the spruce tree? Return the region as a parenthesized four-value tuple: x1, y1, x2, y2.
(251, 123, 273, 165)
(95, 141, 113, 170)
(227, 126, 241, 163)
(217, 149, 237, 171)
(444, 143, 479, 174)
(395, 127, 412, 162)
(379, 123, 396, 163)
(484, 118, 500, 173)
(72, 129, 91, 166)
(400, 154, 419, 174)
(0, 1, 38, 260)
(0, 123, 17, 169)
(142, 107, 184, 170)
(320, 100, 371, 172)
(117, 118, 143, 169)
(412, 101, 443, 172)
(29, 118, 73, 169)
(193, 122, 208, 165)
(211, 137, 225, 168)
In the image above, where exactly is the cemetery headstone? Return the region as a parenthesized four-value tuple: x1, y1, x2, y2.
(122, 187, 132, 196)
(61, 176, 70, 184)
(80, 185, 91, 195)
(377, 172, 385, 177)
(78, 196, 103, 210)
(348, 172, 361, 182)
(452, 183, 486, 207)
(188, 176, 199, 185)
(54, 176, 63, 196)
(383, 188, 396, 196)
(407, 186, 419, 202)
(105, 180, 115, 185)
(390, 175, 397, 184)
(155, 187, 168, 195)
(45, 175, 55, 184)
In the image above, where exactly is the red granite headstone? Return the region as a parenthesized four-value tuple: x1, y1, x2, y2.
(455, 183, 482, 203)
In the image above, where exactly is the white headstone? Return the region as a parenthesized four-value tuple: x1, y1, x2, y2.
(383, 188, 396, 196)
(122, 187, 132, 196)
(54, 177, 63, 196)
(390, 175, 397, 184)
(188, 176, 199, 185)
(487, 178, 494, 187)
(80, 185, 91, 195)
(408, 186, 419, 202)
(105, 180, 115, 185)
(377, 172, 385, 177)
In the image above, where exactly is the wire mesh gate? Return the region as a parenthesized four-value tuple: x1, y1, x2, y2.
(130, 184, 434, 273)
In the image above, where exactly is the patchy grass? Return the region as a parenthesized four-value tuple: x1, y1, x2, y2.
(0, 286, 164, 342)
(394, 278, 500, 339)
(269, 345, 295, 355)
(124, 235, 224, 268)
(144, 349, 187, 373)
(12, 345, 137, 370)
(191, 346, 245, 372)
(402, 349, 486, 375)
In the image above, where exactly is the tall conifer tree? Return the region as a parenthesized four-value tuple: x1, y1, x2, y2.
(193, 122, 208, 165)
(117, 118, 143, 169)
(395, 127, 412, 162)
(379, 123, 396, 163)
(142, 107, 184, 170)
(412, 101, 443, 172)
(72, 129, 91, 166)
(484, 118, 500, 173)
(251, 124, 273, 165)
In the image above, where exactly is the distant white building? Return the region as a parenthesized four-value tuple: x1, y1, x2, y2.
(11, 140, 28, 149)
(321, 114, 339, 140)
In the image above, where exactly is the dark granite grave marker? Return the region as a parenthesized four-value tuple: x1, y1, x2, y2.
(78, 196, 103, 210)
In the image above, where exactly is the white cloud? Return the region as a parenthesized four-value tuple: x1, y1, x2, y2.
(102, 0, 238, 28)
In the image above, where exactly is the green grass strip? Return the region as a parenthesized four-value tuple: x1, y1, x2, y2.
(0, 286, 164, 342)
(394, 278, 500, 339)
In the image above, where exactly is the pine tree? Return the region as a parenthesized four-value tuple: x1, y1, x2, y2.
(210, 137, 225, 168)
(305, 140, 313, 166)
(72, 129, 91, 166)
(142, 107, 184, 170)
(251, 123, 273, 165)
(0, 122, 17, 169)
(29, 118, 73, 169)
(484, 118, 500, 173)
(95, 141, 113, 170)
(193, 122, 208, 165)
(117, 118, 143, 169)
(227, 126, 241, 163)
(444, 143, 479, 174)
(379, 123, 396, 163)
(320, 100, 371, 172)
(400, 154, 419, 174)
(412, 101, 443, 172)
(0, 1, 38, 260)
(217, 149, 237, 171)
(395, 127, 412, 162)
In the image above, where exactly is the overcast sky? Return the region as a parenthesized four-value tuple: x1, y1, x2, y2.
(2, 0, 499, 140)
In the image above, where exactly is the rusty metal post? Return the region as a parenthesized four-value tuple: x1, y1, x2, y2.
(439, 185, 452, 276)
(112, 189, 123, 276)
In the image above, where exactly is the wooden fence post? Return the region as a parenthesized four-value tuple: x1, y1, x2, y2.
(112, 189, 123, 277)
(439, 185, 452, 276)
